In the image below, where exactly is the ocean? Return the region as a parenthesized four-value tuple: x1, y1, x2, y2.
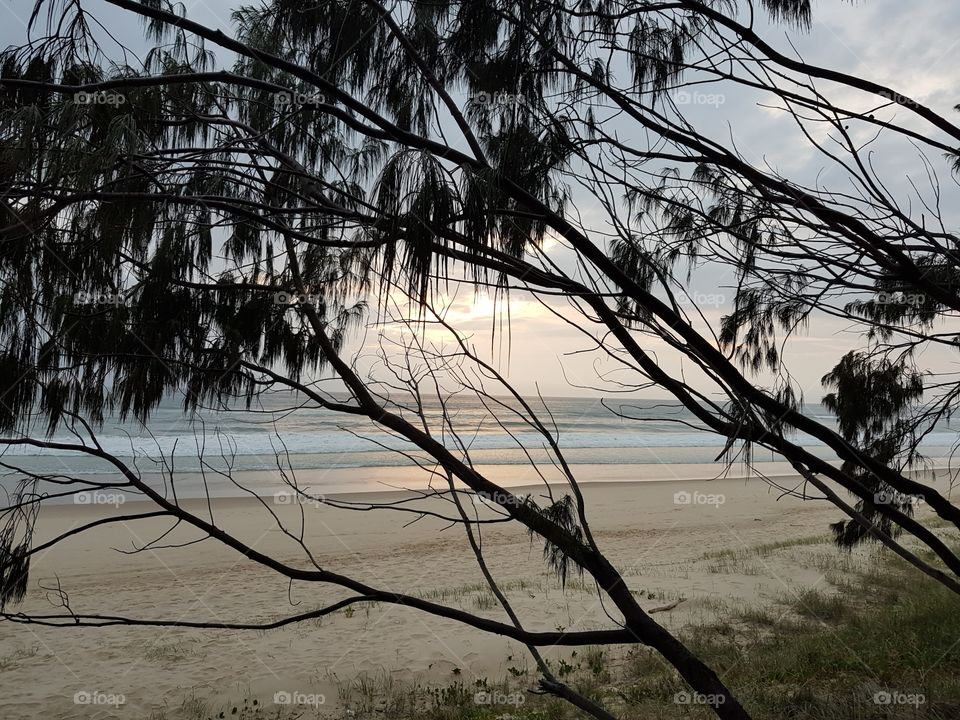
(2, 394, 955, 499)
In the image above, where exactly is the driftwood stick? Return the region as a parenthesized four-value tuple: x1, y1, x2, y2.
(649, 598, 687, 614)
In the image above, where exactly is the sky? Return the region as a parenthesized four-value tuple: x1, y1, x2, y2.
(2, 0, 958, 401)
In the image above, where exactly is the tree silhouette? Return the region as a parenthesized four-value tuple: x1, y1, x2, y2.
(1, 1, 959, 718)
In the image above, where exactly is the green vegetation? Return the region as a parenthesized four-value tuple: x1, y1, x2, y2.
(615, 539, 960, 719)
(160, 527, 960, 719)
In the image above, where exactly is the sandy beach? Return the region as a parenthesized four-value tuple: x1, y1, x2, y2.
(0, 467, 939, 718)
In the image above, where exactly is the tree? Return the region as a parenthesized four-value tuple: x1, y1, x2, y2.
(1, 0, 959, 718)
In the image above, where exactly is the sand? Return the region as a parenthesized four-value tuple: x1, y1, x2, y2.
(0, 466, 933, 718)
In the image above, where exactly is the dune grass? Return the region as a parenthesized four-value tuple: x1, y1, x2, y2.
(163, 525, 960, 720)
(616, 540, 960, 719)
(340, 534, 960, 719)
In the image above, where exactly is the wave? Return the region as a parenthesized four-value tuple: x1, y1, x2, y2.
(4, 428, 957, 459)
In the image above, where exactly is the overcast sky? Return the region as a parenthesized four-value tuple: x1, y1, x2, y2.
(2, 0, 957, 400)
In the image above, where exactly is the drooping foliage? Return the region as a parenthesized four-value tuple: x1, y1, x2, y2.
(823, 353, 926, 547)
(0, 0, 951, 574)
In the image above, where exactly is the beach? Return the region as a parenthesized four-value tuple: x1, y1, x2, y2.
(0, 466, 900, 719)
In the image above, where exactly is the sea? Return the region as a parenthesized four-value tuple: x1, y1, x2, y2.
(1, 394, 956, 500)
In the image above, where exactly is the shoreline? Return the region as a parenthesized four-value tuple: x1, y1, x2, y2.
(29, 459, 954, 507)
